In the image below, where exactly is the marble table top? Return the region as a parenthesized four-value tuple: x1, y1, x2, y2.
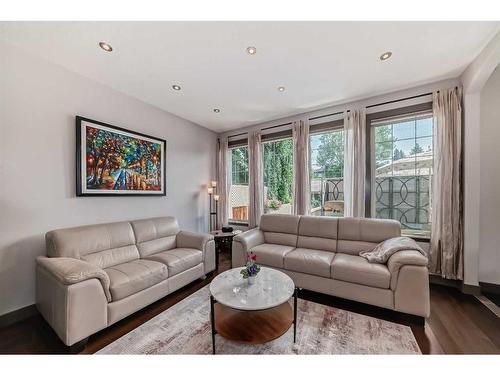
(209, 267, 295, 311)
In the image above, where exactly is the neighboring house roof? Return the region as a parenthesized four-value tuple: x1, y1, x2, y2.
(310, 151, 433, 193)
(376, 151, 433, 177)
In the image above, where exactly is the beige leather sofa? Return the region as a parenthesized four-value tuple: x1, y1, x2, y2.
(36, 217, 215, 346)
(232, 214, 430, 318)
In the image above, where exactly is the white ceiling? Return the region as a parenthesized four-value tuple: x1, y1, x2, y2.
(1, 22, 498, 133)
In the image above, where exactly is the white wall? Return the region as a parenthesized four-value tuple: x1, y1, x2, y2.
(461, 31, 500, 287)
(0, 41, 217, 316)
(479, 65, 500, 285)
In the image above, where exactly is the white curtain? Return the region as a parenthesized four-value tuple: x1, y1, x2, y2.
(292, 120, 310, 215)
(216, 137, 229, 230)
(430, 87, 463, 280)
(248, 131, 264, 228)
(343, 109, 366, 218)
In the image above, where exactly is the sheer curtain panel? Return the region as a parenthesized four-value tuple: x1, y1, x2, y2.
(216, 137, 229, 230)
(343, 109, 366, 218)
(248, 131, 264, 228)
(292, 120, 310, 215)
(430, 87, 464, 280)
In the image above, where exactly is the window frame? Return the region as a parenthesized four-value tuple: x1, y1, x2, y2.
(309, 119, 345, 217)
(366, 102, 433, 241)
(261, 135, 294, 215)
(228, 141, 249, 226)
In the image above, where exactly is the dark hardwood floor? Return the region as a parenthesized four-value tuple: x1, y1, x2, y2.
(0, 251, 499, 354)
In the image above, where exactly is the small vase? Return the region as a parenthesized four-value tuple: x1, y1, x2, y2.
(248, 275, 256, 285)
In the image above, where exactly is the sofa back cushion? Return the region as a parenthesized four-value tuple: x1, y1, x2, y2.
(131, 217, 180, 257)
(337, 218, 401, 255)
(45, 221, 139, 268)
(297, 216, 338, 252)
(259, 214, 299, 247)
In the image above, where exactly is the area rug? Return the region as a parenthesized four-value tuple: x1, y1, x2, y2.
(97, 286, 420, 354)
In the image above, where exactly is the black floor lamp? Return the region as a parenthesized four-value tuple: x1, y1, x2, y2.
(208, 181, 219, 232)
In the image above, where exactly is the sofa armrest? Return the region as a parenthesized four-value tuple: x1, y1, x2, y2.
(176, 231, 216, 273)
(387, 249, 428, 291)
(231, 229, 265, 267)
(233, 228, 265, 252)
(388, 249, 428, 273)
(36, 262, 108, 346)
(176, 231, 214, 251)
(36, 256, 112, 302)
(387, 249, 430, 317)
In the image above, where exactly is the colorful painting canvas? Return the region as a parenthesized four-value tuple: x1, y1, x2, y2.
(76, 117, 166, 196)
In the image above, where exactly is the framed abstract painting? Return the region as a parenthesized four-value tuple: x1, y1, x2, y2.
(76, 116, 166, 196)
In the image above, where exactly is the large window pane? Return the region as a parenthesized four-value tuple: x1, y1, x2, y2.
(229, 146, 249, 222)
(263, 138, 293, 214)
(309, 129, 345, 217)
(372, 114, 433, 237)
(393, 120, 415, 140)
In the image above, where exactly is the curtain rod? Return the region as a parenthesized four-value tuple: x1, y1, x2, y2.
(227, 132, 247, 139)
(308, 91, 438, 121)
(309, 110, 346, 121)
(261, 122, 293, 131)
(227, 122, 292, 138)
(365, 92, 433, 109)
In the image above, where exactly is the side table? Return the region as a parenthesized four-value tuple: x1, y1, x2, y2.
(210, 230, 242, 271)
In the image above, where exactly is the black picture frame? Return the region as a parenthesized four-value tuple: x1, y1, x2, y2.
(76, 116, 167, 197)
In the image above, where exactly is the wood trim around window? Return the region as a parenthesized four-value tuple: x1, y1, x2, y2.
(261, 129, 292, 142)
(228, 138, 248, 148)
(365, 101, 433, 230)
(309, 119, 344, 134)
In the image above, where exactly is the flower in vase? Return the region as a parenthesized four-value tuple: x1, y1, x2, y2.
(240, 252, 261, 279)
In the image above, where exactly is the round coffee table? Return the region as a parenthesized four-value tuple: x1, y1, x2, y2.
(209, 267, 298, 354)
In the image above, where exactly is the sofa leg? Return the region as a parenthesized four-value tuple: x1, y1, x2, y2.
(403, 314, 425, 327)
(68, 337, 88, 354)
(414, 316, 425, 327)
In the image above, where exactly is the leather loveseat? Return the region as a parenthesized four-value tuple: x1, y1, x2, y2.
(232, 214, 430, 318)
(36, 216, 215, 346)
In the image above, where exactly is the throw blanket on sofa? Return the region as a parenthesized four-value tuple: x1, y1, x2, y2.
(359, 236, 427, 264)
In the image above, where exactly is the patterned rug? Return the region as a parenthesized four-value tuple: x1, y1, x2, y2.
(97, 285, 420, 354)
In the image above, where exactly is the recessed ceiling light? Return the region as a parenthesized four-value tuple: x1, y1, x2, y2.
(99, 42, 113, 52)
(172, 85, 181, 91)
(246, 46, 257, 55)
(213, 108, 221, 113)
(380, 51, 392, 61)
(278, 86, 285, 92)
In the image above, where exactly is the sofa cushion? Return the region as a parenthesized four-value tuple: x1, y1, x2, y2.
(46, 221, 140, 268)
(298, 216, 338, 238)
(284, 248, 335, 278)
(260, 214, 300, 234)
(260, 214, 300, 247)
(337, 218, 401, 255)
(131, 217, 180, 257)
(146, 248, 203, 277)
(331, 253, 391, 289)
(297, 215, 339, 252)
(263, 232, 298, 247)
(105, 259, 168, 301)
(251, 243, 295, 268)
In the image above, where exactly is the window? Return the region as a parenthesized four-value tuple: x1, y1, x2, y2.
(229, 146, 249, 222)
(370, 111, 433, 237)
(262, 138, 293, 214)
(309, 128, 345, 217)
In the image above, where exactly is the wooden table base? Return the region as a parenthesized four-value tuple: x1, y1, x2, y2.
(214, 302, 293, 344)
